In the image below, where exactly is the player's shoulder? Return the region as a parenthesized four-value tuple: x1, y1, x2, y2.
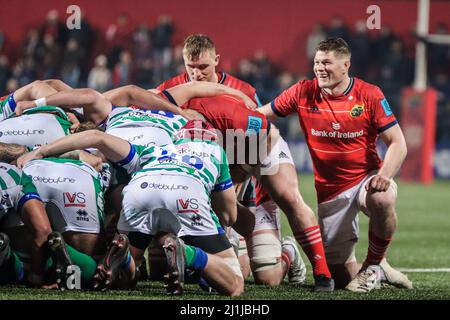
(353, 77, 384, 98)
(220, 72, 256, 91)
(157, 73, 189, 90)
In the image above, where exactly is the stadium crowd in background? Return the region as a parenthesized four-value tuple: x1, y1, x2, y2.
(0, 10, 449, 143)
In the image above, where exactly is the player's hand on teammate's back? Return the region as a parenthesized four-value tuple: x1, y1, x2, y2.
(240, 95, 257, 110)
(15, 101, 37, 115)
(16, 149, 43, 168)
(366, 174, 391, 192)
(66, 112, 81, 133)
(79, 151, 104, 172)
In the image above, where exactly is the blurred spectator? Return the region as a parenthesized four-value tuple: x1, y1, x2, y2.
(236, 59, 255, 85)
(436, 101, 450, 143)
(40, 9, 67, 46)
(60, 39, 83, 87)
(133, 23, 152, 67)
(0, 30, 4, 51)
(106, 13, 131, 69)
(112, 50, 132, 87)
(22, 29, 40, 61)
(66, 10, 93, 49)
(428, 23, 450, 79)
(152, 14, 174, 84)
(135, 58, 154, 88)
(66, 10, 94, 74)
(349, 20, 370, 78)
(371, 27, 397, 66)
(252, 49, 277, 102)
(14, 58, 37, 86)
(0, 55, 11, 94)
(306, 23, 327, 62)
(88, 55, 111, 92)
(432, 73, 450, 103)
(327, 16, 349, 40)
(37, 34, 62, 79)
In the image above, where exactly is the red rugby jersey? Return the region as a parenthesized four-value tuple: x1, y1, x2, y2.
(271, 77, 398, 203)
(157, 71, 259, 105)
(182, 95, 270, 165)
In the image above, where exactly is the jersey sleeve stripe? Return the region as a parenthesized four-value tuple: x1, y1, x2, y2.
(213, 178, 233, 192)
(377, 120, 398, 133)
(8, 94, 16, 111)
(270, 101, 285, 117)
(114, 143, 136, 166)
(17, 192, 42, 212)
(0, 176, 7, 189)
(161, 90, 178, 106)
(254, 93, 262, 107)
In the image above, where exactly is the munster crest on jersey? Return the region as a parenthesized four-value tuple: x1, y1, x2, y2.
(350, 104, 364, 117)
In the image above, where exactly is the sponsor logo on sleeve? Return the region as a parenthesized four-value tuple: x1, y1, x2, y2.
(246, 116, 263, 135)
(381, 98, 393, 116)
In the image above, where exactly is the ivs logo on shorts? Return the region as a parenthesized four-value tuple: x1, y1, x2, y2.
(63, 192, 86, 207)
(177, 198, 199, 214)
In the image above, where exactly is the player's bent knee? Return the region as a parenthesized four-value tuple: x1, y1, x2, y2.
(367, 191, 396, 212)
(253, 270, 283, 286)
(248, 233, 281, 273)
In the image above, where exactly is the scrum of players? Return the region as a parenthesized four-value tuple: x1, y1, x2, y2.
(0, 34, 413, 295)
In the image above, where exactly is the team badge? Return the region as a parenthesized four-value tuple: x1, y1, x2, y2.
(350, 104, 364, 117)
(332, 122, 341, 130)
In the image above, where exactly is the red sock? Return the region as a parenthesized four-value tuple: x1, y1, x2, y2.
(294, 225, 331, 278)
(366, 231, 392, 265)
(281, 251, 292, 270)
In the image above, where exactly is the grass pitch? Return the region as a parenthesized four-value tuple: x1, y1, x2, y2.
(0, 175, 449, 300)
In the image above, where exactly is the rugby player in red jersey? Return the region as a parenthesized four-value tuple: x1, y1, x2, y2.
(159, 90, 333, 292)
(158, 34, 307, 289)
(259, 38, 413, 292)
(158, 34, 261, 106)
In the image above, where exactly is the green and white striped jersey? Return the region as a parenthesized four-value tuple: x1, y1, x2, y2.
(0, 106, 72, 148)
(23, 157, 110, 191)
(0, 94, 16, 121)
(0, 162, 41, 219)
(105, 107, 187, 140)
(117, 138, 233, 194)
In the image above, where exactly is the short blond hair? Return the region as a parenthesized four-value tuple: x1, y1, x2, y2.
(183, 34, 216, 60)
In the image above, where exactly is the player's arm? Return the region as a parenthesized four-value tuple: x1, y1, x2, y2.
(17, 130, 131, 167)
(13, 80, 58, 102)
(104, 85, 182, 114)
(43, 79, 74, 92)
(20, 198, 52, 285)
(15, 88, 112, 125)
(258, 103, 279, 122)
(211, 187, 238, 227)
(165, 82, 257, 108)
(368, 124, 407, 192)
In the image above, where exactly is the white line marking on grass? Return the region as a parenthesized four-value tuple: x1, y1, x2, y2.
(398, 268, 450, 273)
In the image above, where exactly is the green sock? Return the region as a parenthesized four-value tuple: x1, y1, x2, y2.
(65, 244, 97, 282)
(0, 248, 24, 284)
(184, 244, 196, 268)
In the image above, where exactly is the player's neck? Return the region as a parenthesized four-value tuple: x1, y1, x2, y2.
(323, 76, 351, 96)
(211, 72, 219, 83)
